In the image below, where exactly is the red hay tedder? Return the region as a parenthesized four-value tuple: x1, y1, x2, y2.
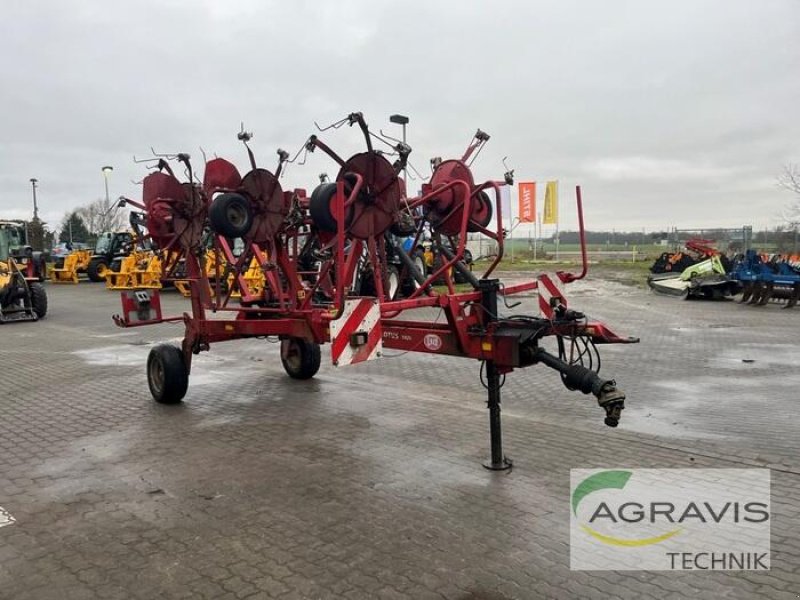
(114, 113, 638, 470)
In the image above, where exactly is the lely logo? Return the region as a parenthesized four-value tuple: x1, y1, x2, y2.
(423, 333, 442, 351)
(572, 470, 681, 547)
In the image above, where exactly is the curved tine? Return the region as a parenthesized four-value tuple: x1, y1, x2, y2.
(150, 146, 178, 159)
(378, 128, 402, 144)
(130, 178, 144, 185)
(370, 130, 399, 150)
(133, 154, 161, 164)
(407, 160, 429, 182)
(314, 116, 350, 132)
(285, 139, 310, 164)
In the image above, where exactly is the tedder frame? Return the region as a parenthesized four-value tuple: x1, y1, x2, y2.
(114, 113, 638, 469)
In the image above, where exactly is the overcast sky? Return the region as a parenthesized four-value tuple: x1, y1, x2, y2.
(1, 0, 798, 234)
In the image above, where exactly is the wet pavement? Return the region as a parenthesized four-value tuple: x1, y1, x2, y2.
(0, 277, 798, 599)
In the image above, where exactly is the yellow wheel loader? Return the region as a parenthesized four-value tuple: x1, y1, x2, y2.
(0, 223, 47, 323)
(49, 248, 92, 284)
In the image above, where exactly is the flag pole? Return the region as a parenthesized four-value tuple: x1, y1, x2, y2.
(510, 184, 515, 264)
(554, 180, 560, 261)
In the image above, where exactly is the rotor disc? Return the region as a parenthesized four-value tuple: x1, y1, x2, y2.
(240, 168, 287, 243)
(336, 152, 401, 239)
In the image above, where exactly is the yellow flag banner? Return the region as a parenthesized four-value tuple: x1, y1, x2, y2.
(543, 180, 559, 225)
(518, 182, 536, 223)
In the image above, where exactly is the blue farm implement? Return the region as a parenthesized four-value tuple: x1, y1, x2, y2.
(729, 250, 800, 308)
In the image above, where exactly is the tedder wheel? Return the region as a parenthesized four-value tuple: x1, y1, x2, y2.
(309, 182, 355, 233)
(209, 193, 253, 238)
(411, 252, 427, 288)
(467, 190, 493, 232)
(87, 258, 108, 282)
(147, 345, 189, 404)
(281, 337, 321, 380)
(29, 283, 47, 318)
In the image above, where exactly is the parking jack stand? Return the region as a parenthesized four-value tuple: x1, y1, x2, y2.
(483, 359, 512, 470)
(480, 279, 512, 471)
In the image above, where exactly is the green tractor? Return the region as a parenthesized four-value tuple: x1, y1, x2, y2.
(0, 221, 47, 323)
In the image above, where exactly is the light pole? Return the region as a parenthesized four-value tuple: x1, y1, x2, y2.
(29, 178, 39, 220)
(102, 165, 114, 204)
(389, 114, 409, 192)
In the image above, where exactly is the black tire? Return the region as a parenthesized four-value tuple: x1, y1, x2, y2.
(209, 193, 253, 238)
(281, 338, 321, 380)
(467, 191, 493, 232)
(402, 252, 427, 295)
(147, 345, 189, 404)
(87, 258, 108, 282)
(309, 182, 354, 233)
(402, 252, 428, 296)
(29, 283, 47, 318)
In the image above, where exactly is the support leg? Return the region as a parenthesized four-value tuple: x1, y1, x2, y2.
(483, 360, 512, 471)
(479, 278, 512, 471)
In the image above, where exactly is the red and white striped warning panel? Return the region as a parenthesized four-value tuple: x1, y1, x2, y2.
(330, 298, 383, 366)
(537, 274, 567, 319)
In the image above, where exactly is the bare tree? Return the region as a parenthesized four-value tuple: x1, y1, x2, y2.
(75, 198, 128, 235)
(778, 164, 800, 226)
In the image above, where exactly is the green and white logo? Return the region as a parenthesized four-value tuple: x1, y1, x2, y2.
(570, 469, 770, 570)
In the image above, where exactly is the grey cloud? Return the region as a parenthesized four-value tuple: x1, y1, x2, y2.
(1, 0, 797, 232)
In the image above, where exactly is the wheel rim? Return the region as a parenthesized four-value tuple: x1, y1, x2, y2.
(227, 203, 248, 230)
(412, 257, 425, 289)
(149, 356, 165, 395)
(387, 270, 399, 299)
(284, 340, 301, 372)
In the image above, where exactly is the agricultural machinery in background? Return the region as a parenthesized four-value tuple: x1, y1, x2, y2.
(648, 237, 800, 308)
(113, 113, 637, 469)
(648, 238, 738, 299)
(49, 246, 92, 283)
(730, 250, 800, 308)
(0, 221, 47, 323)
(0, 220, 47, 282)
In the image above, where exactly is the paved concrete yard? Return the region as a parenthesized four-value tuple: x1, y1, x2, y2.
(0, 278, 799, 599)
